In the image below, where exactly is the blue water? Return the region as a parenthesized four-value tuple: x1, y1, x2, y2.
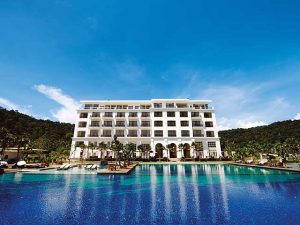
(1, 164, 300, 225)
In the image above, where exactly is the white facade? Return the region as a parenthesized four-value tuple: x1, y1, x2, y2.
(70, 99, 222, 160)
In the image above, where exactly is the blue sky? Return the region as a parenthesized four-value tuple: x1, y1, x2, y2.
(0, 0, 300, 129)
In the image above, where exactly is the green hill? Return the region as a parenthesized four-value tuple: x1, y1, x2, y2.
(0, 107, 74, 151)
(219, 119, 300, 149)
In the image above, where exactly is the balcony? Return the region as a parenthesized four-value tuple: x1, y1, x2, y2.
(90, 124, 100, 127)
(101, 134, 111, 137)
(102, 124, 113, 127)
(115, 124, 125, 127)
(192, 123, 203, 127)
(141, 134, 150, 137)
(127, 134, 138, 137)
(89, 134, 99, 137)
(193, 134, 204, 137)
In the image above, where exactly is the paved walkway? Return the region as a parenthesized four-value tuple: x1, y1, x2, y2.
(228, 162, 300, 173)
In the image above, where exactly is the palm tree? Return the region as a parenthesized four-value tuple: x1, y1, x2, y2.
(138, 144, 151, 159)
(16, 136, 30, 161)
(98, 142, 107, 160)
(79, 143, 87, 163)
(178, 143, 184, 158)
(110, 135, 123, 164)
(124, 143, 136, 163)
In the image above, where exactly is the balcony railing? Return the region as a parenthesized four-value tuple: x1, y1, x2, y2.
(101, 134, 111, 137)
(102, 124, 113, 127)
(141, 134, 150, 137)
(115, 124, 125, 127)
(193, 134, 204, 137)
(89, 134, 99, 137)
(90, 124, 100, 127)
(192, 124, 203, 127)
(127, 134, 138, 137)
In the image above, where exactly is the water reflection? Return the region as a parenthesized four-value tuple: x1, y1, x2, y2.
(1, 164, 300, 224)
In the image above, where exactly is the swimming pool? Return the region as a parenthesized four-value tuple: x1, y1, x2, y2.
(1, 164, 300, 225)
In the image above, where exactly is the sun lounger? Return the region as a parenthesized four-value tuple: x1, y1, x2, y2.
(86, 165, 92, 169)
(258, 159, 268, 165)
(246, 159, 253, 164)
(57, 164, 66, 170)
(91, 165, 97, 170)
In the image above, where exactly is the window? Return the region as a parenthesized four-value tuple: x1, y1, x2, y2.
(206, 131, 215, 137)
(141, 130, 150, 137)
(208, 141, 216, 148)
(154, 130, 163, 137)
(193, 130, 203, 137)
(103, 121, 112, 127)
(80, 113, 88, 118)
(154, 121, 163, 127)
(204, 112, 212, 118)
(116, 112, 125, 117)
(128, 121, 138, 127)
(154, 103, 162, 108)
(167, 121, 176, 126)
(191, 112, 199, 117)
(167, 111, 175, 117)
(104, 112, 113, 117)
(177, 104, 188, 108)
(115, 130, 124, 137)
(168, 130, 176, 137)
(141, 121, 150, 127)
(128, 112, 138, 117)
(128, 130, 138, 137)
(102, 130, 111, 137)
(181, 130, 190, 137)
(91, 112, 100, 117)
(180, 111, 188, 117)
(141, 112, 150, 117)
(78, 122, 87, 128)
(115, 121, 125, 127)
(90, 121, 100, 127)
(77, 131, 86, 137)
(205, 121, 213, 127)
(181, 121, 189, 126)
(154, 112, 163, 117)
(192, 121, 202, 127)
(89, 130, 98, 137)
(166, 103, 175, 108)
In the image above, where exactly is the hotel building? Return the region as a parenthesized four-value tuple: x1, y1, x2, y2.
(70, 99, 222, 160)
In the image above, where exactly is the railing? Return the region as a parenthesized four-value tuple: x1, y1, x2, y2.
(115, 124, 125, 127)
(193, 134, 204, 137)
(141, 134, 150, 137)
(127, 134, 138, 137)
(101, 135, 111, 137)
(90, 124, 100, 127)
(102, 124, 113, 127)
(192, 124, 203, 127)
(89, 134, 99, 137)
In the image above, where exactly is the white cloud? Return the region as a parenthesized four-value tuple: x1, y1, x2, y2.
(34, 84, 80, 123)
(294, 113, 300, 120)
(0, 97, 32, 115)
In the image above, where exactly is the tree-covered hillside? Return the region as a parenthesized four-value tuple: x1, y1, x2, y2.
(0, 107, 74, 151)
(219, 120, 300, 148)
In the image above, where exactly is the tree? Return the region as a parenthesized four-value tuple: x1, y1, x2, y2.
(110, 135, 123, 163)
(98, 142, 107, 160)
(178, 143, 184, 158)
(16, 135, 30, 161)
(88, 142, 97, 159)
(123, 143, 136, 162)
(0, 127, 15, 160)
(192, 142, 203, 159)
(138, 144, 151, 159)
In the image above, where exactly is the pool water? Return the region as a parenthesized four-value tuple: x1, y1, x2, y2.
(1, 164, 300, 225)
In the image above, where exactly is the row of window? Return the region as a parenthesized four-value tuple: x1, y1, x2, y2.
(79, 121, 213, 128)
(84, 103, 210, 110)
(80, 111, 213, 118)
(77, 130, 214, 138)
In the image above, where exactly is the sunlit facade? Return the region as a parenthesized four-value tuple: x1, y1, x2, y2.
(70, 99, 222, 159)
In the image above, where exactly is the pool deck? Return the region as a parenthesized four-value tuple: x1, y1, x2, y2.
(97, 163, 138, 175)
(228, 162, 300, 173)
